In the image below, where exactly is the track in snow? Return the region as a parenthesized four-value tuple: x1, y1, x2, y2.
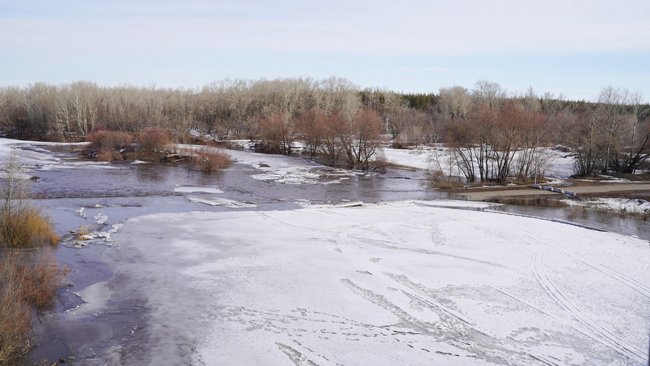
(531, 245, 646, 363)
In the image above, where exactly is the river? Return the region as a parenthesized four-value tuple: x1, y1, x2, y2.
(18, 144, 649, 364)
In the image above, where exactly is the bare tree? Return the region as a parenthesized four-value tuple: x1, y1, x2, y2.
(256, 108, 294, 155)
(295, 107, 327, 155)
(473, 80, 506, 108)
(350, 108, 384, 169)
(438, 86, 472, 121)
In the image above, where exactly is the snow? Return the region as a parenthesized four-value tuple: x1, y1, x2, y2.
(186, 196, 257, 208)
(222, 147, 357, 185)
(564, 198, 650, 215)
(40, 161, 118, 170)
(544, 150, 575, 179)
(0, 137, 115, 173)
(173, 185, 224, 194)
(108, 200, 650, 365)
(0, 137, 61, 174)
(382, 146, 577, 180)
(383, 147, 439, 170)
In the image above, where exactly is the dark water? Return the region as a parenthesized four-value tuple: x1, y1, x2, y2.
(20, 145, 649, 364)
(493, 204, 649, 240)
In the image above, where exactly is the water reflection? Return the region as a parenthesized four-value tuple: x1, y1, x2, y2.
(134, 163, 166, 182)
(495, 204, 649, 241)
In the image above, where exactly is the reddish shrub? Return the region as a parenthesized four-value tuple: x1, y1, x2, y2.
(189, 147, 232, 173)
(87, 130, 133, 152)
(0, 248, 66, 363)
(136, 128, 172, 151)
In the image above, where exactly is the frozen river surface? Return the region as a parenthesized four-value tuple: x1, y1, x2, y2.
(103, 201, 650, 366)
(1, 139, 648, 365)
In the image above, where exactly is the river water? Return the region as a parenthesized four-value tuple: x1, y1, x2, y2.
(20, 145, 649, 364)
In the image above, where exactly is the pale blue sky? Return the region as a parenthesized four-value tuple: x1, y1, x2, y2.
(1, 0, 649, 101)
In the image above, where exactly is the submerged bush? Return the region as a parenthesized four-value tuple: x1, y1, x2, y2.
(189, 147, 233, 173)
(20, 248, 65, 310)
(0, 248, 65, 364)
(136, 128, 172, 152)
(0, 253, 32, 363)
(428, 169, 464, 190)
(87, 130, 133, 161)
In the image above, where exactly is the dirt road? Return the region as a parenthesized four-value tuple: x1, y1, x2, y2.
(457, 183, 650, 201)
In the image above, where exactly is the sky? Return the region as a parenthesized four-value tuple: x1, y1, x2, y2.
(1, 0, 649, 101)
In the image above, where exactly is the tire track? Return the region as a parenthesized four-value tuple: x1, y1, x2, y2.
(597, 263, 650, 298)
(520, 229, 650, 300)
(558, 249, 650, 299)
(387, 274, 566, 366)
(344, 231, 505, 268)
(531, 245, 646, 363)
(276, 343, 321, 366)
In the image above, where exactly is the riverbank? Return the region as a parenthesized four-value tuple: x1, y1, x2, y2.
(455, 182, 650, 201)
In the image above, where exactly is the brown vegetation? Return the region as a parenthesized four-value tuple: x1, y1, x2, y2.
(0, 249, 65, 364)
(188, 147, 233, 173)
(0, 252, 32, 363)
(429, 170, 464, 189)
(136, 128, 172, 152)
(0, 206, 59, 248)
(20, 248, 64, 310)
(87, 130, 133, 152)
(0, 156, 64, 364)
(1, 156, 59, 249)
(87, 130, 133, 161)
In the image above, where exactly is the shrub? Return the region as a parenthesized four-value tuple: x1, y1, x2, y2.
(0, 254, 32, 363)
(20, 247, 65, 310)
(1, 156, 59, 249)
(136, 128, 171, 152)
(189, 147, 232, 173)
(87, 130, 133, 152)
(95, 149, 124, 162)
(429, 169, 464, 189)
(0, 249, 65, 364)
(0, 156, 65, 363)
(0, 206, 60, 249)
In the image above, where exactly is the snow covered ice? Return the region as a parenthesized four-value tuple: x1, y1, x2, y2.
(106, 200, 650, 365)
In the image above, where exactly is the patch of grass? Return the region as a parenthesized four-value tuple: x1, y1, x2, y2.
(0, 207, 59, 249)
(189, 147, 232, 173)
(0, 253, 32, 363)
(136, 128, 171, 152)
(0, 248, 66, 364)
(428, 170, 464, 190)
(76, 225, 91, 240)
(21, 248, 65, 310)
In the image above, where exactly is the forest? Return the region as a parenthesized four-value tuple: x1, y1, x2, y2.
(0, 78, 648, 180)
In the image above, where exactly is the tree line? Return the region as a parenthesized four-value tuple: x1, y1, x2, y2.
(0, 78, 648, 175)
